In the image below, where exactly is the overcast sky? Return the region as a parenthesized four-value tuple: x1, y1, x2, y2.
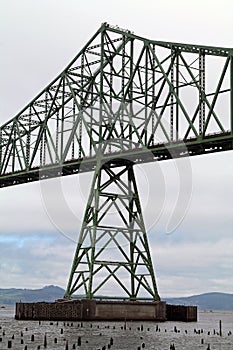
(0, 0, 233, 298)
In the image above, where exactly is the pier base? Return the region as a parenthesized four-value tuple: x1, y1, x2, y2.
(166, 304, 197, 322)
(15, 300, 197, 322)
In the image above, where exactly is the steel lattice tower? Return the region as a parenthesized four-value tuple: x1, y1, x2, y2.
(65, 158, 160, 300)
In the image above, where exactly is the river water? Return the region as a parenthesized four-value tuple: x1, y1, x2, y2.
(0, 305, 232, 349)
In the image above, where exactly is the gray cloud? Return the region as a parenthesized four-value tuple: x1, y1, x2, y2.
(153, 239, 233, 297)
(0, 231, 75, 289)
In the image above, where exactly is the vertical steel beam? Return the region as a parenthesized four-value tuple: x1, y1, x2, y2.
(60, 78, 65, 161)
(144, 47, 148, 145)
(170, 48, 174, 141)
(151, 43, 155, 146)
(175, 51, 179, 141)
(199, 51, 205, 136)
(231, 54, 233, 135)
(0, 129, 2, 172)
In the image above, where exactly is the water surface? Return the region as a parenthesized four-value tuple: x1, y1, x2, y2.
(0, 305, 232, 349)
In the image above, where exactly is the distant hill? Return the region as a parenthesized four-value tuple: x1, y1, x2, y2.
(0, 285, 65, 304)
(0, 287, 233, 310)
(163, 292, 233, 311)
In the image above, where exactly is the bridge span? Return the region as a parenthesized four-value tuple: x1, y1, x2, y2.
(1, 23, 232, 301)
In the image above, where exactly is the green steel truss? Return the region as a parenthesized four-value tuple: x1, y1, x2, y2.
(0, 22, 232, 188)
(65, 158, 160, 300)
(1, 23, 233, 301)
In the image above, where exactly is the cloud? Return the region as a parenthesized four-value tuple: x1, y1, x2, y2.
(0, 184, 54, 233)
(1, 230, 232, 298)
(0, 231, 76, 289)
(152, 239, 233, 297)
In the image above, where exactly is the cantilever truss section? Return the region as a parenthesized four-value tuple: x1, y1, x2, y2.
(65, 158, 160, 301)
(0, 23, 233, 188)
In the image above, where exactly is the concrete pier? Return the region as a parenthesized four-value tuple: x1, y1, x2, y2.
(15, 300, 197, 322)
(166, 304, 197, 322)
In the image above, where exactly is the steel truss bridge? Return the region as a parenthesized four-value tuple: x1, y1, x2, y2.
(1, 23, 232, 301)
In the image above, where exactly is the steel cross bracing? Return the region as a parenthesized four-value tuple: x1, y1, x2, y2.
(65, 159, 160, 301)
(0, 22, 232, 188)
(1, 23, 233, 301)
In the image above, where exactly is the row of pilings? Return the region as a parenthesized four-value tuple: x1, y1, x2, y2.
(0, 319, 232, 349)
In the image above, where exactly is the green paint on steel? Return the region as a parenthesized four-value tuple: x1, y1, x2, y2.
(0, 23, 232, 187)
(65, 158, 160, 301)
(0, 23, 233, 300)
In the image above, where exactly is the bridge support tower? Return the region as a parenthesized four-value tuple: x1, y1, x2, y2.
(65, 158, 160, 301)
